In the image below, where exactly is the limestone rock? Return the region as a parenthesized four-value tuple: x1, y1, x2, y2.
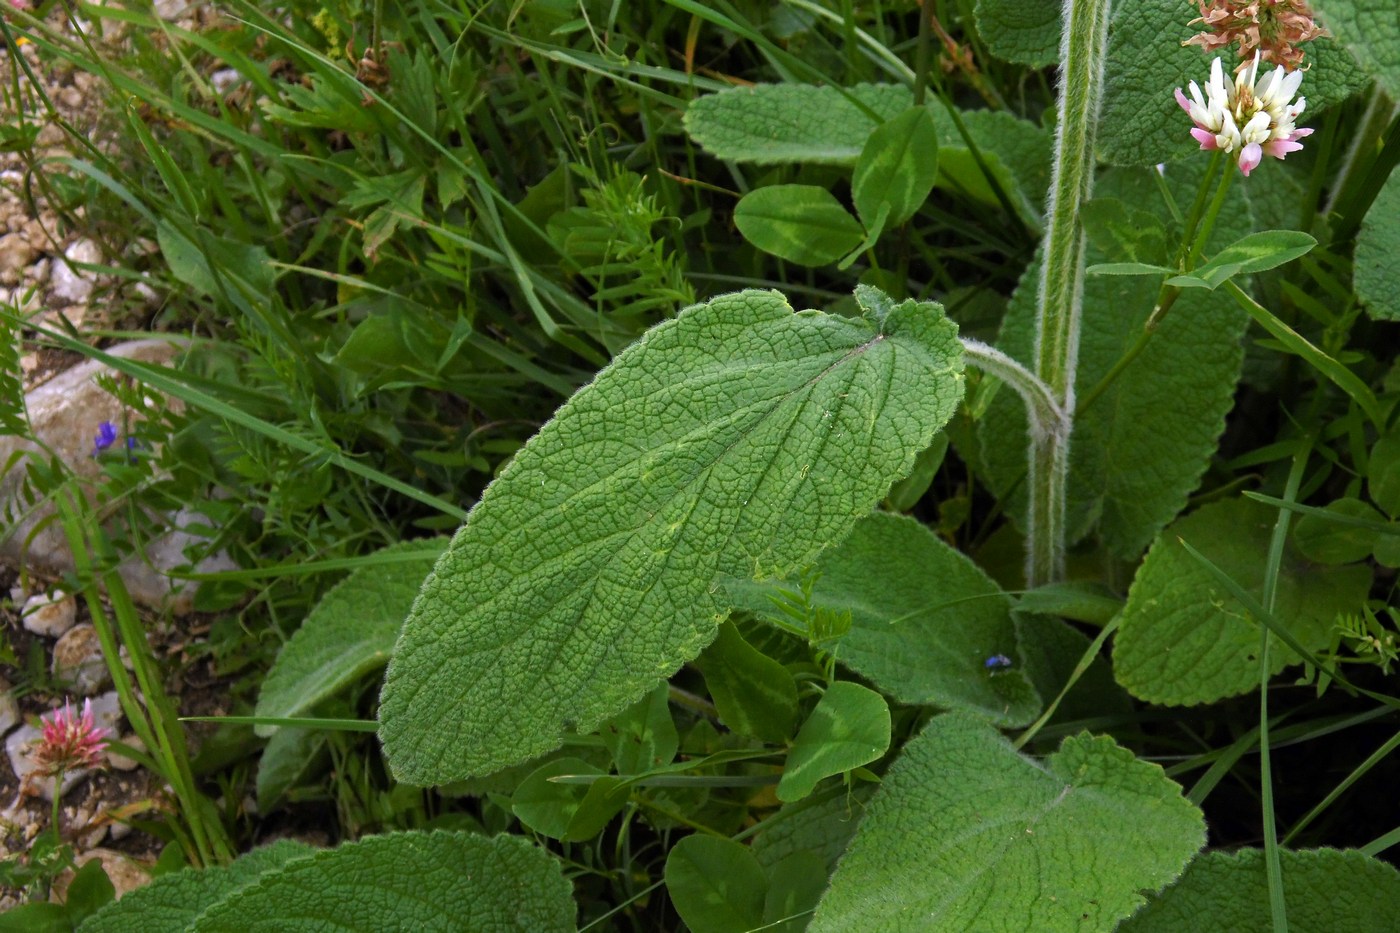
(0, 339, 231, 614)
(49, 848, 152, 902)
(49, 237, 101, 304)
(52, 624, 109, 695)
(0, 232, 36, 286)
(0, 685, 16, 736)
(106, 733, 143, 772)
(21, 589, 76, 638)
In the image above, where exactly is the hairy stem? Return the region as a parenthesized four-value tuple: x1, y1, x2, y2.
(961, 338, 1067, 444)
(1026, 0, 1112, 585)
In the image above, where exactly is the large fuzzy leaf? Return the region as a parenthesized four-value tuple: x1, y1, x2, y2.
(731, 511, 1040, 725)
(1112, 498, 1372, 705)
(810, 713, 1204, 932)
(1311, 0, 1400, 98)
(683, 83, 914, 164)
(379, 287, 965, 783)
(254, 538, 446, 735)
(978, 165, 1250, 559)
(1355, 163, 1400, 321)
(1121, 848, 1400, 932)
(974, 0, 1060, 67)
(190, 833, 573, 932)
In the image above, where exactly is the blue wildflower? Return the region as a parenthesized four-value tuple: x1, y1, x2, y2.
(93, 421, 118, 455)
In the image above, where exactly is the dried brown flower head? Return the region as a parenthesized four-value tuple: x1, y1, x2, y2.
(1184, 0, 1327, 72)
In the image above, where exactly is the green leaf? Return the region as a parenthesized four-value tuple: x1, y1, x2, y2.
(683, 83, 913, 164)
(511, 757, 629, 841)
(1120, 848, 1400, 932)
(379, 287, 966, 784)
(1099, 0, 1366, 165)
(693, 622, 799, 744)
(189, 832, 573, 932)
(1354, 162, 1400, 321)
(1165, 231, 1317, 290)
(1014, 581, 1123, 627)
(1013, 613, 1134, 726)
(1085, 261, 1176, 277)
(733, 185, 865, 266)
(777, 681, 890, 803)
(974, 0, 1061, 66)
(751, 784, 874, 876)
(78, 840, 316, 933)
(255, 726, 328, 813)
(936, 108, 1051, 228)
(809, 714, 1205, 931)
(664, 836, 769, 933)
(885, 434, 948, 512)
(254, 538, 446, 737)
(1369, 427, 1400, 517)
(601, 684, 678, 775)
(1310, 0, 1400, 98)
(156, 221, 274, 300)
(0, 903, 69, 933)
(1082, 197, 1172, 266)
(852, 107, 939, 229)
(980, 165, 1252, 557)
(735, 512, 1040, 724)
(1293, 497, 1386, 564)
(1113, 498, 1373, 705)
(763, 852, 828, 932)
(63, 859, 116, 926)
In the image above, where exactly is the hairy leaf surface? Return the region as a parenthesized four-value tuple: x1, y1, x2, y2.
(1311, 0, 1400, 98)
(1355, 165, 1400, 321)
(1113, 498, 1373, 705)
(255, 538, 445, 735)
(78, 841, 315, 933)
(810, 713, 1204, 931)
(379, 288, 965, 783)
(190, 832, 572, 932)
(978, 166, 1249, 558)
(733, 511, 1040, 724)
(1121, 848, 1400, 932)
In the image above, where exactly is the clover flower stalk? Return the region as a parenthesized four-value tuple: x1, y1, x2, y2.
(31, 699, 110, 840)
(1175, 53, 1312, 176)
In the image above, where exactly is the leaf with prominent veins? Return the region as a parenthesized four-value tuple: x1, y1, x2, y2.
(378, 287, 965, 784)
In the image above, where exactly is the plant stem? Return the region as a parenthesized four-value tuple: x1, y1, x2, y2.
(961, 338, 1066, 443)
(1076, 155, 1231, 417)
(1026, 0, 1112, 585)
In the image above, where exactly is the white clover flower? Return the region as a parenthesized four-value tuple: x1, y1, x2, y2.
(1174, 53, 1313, 176)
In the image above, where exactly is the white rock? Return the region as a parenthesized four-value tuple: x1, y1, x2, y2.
(153, 0, 191, 19)
(49, 848, 151, 902)
(52, 624, 110, 695)
(0, 338, 221, 614)
(21, 589, 76, 638)
(5, 724, 89, 802)
(49, 238, 101, 304)
(87, 691, 125, 737)
(107, 821, 132, 841)
(106, 733, 143, 772)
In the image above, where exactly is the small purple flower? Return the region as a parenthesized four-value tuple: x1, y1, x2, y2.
(984, 654, 1013, 671)
(93, 421, 118, 455)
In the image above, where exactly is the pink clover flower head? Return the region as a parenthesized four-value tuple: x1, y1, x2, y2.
(34, 698, 111, 776)
(1175, 53, 1312, 176)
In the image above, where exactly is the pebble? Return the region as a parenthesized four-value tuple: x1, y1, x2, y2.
(48, 848, 151, 902)
(49, 237, 101, 304)
(88, 690, 125, 736)
(21, 588, 77, 638)
(52, 624, 110, 695)
(106, 733, 143, 771)
(0, 232, 36, 285)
